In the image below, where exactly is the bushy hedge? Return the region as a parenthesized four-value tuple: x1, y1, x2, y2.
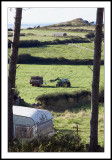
(42, 27, 94, 33)
(85, 32, 104, 41)
(8, 40, 42, 48)
(36, 89, 104, 111)
(36, 90, 91, 111)
(8, 37, 90, 48)
(85, 32, 95, 39)
(52, 37, 90, 44)
(8, 131, 85, 152)
(67, 29, 93, 32)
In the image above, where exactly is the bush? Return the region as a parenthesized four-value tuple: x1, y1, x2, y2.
(53, 38, 60, 44)
(8, 131, 85, 152)
(85, 32, 95, 39)
(99, 88, 104, 103)
(13, 87, 31, 107)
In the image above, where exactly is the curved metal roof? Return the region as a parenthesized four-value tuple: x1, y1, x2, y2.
(13, 105, 53, 124)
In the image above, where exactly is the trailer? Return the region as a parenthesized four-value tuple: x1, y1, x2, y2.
(30, 76, 43, 87)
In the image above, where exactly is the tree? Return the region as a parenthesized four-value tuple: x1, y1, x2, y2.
(89, 8, 104, 152)
(8, 8, 22, 142)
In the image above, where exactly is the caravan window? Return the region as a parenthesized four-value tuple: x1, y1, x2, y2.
(15, 125, 32, 138)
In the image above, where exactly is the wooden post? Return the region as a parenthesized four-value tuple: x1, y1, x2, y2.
(76, 125, 78, 136)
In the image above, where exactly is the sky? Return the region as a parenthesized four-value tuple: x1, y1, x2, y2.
(8, 8, 97, 24)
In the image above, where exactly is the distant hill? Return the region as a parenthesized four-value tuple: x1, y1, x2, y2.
(47, 18, 93, 27)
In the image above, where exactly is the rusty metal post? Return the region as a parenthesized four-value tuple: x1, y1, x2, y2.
(76, 125, 78, 136)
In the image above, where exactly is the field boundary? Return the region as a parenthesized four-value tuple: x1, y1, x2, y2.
(8, 55, 104, 65)
(8, 38, 91, 48)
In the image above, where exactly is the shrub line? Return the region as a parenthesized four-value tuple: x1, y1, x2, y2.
(8, 38, 91, 48)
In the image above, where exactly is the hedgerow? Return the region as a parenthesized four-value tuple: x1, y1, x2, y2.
(8, 131, 85, 152)
(8, 37, 90, 48)
(36, 90, 91, 111)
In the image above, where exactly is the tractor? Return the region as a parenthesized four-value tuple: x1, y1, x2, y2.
(50, 77, 71, 87)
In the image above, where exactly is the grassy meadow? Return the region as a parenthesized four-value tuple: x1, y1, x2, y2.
(8, 28, 87, 42)
(52, 103, 104, 148)
(8, 43, 104, 60)
(15, 64, 104, 104)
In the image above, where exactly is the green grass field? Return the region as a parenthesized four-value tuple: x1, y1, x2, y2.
(8, 43, 104, 60)
(15, 64, 104, 104)
(21, 28, 72, 36)
(51, 103, 104, 147)
(8, 28, 87, 41)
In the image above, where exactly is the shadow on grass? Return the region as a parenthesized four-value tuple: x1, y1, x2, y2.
(8, 54, 104, 65)
(53, 102, 91, 113)
(38, 101, 92, 113)
(50, 102, 104, 114)
(70, 102, 91, 113)
(63, 102, 104, 113)
(40, 86, 85, 89)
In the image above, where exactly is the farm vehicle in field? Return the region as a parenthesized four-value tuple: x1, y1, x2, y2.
(30, 76, 71, 87)
(50, 77, 71, 87)
(30, 76, 43, 87)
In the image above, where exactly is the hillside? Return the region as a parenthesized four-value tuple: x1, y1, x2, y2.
(46, 18, 92, 27)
